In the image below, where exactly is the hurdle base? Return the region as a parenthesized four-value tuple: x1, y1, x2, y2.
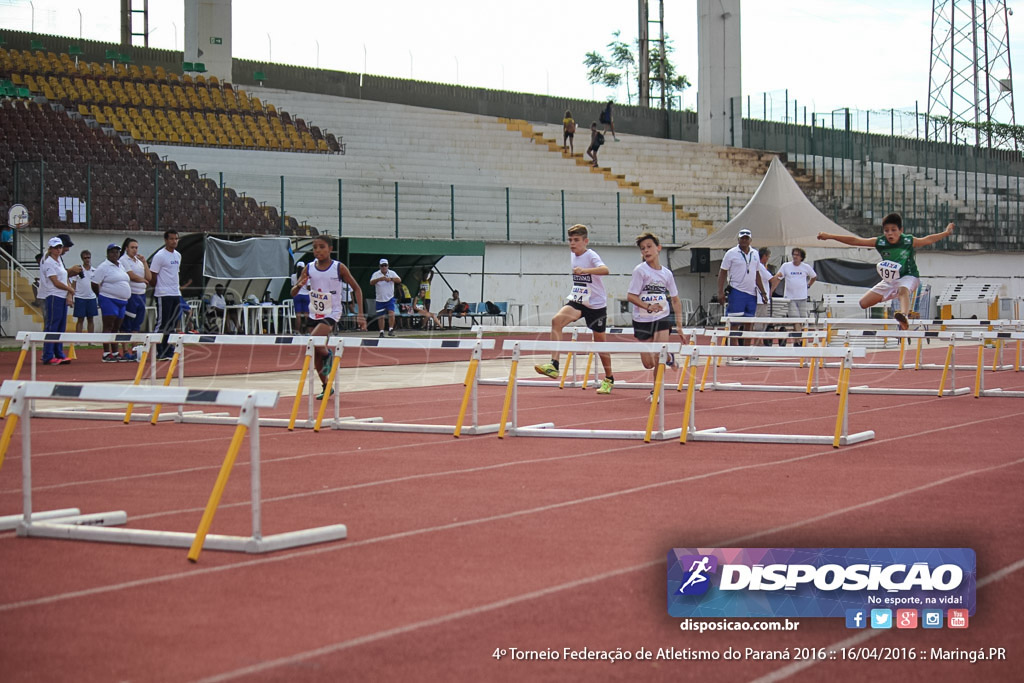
(29, 408, 181, 422)
(179, 414, 365, 428)
(979, 389, 1024, 398)
(332, 419, 508, 435)
(848, 386, 971, 396)
(687, 429, 875, 446)
(0, 508, 81, 531)
(708, 382, 837, 393)
(508, 425, 682, 441)
(18, 520, 348, 553)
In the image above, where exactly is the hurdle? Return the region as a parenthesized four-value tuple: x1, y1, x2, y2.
(161, 333, 361, 429)
(473, 325, 598, 388)
(323, 337, 504, 435)
(6, 331, 181, 422)
(966, 331, 1024, 398)
(0, 380, 348, 555)
(693, 329, 838, 393)
(497, 339, 681, 440)
(679, 346, 876, 447)
(473, 324, 703, 391)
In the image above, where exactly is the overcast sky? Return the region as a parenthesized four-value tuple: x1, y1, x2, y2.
(3, 0, 1023, 119)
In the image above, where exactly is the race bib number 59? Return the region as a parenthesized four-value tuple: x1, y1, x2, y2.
(309, 290, 330, 319)
(876, 260, 902, 283)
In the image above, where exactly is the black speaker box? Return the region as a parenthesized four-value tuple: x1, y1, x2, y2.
(690, 248, 711, 273)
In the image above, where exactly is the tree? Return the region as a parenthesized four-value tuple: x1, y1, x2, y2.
(584, 31, 691, 107)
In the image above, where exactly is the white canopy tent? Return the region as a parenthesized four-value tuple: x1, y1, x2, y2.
(683, 156, 866, 251)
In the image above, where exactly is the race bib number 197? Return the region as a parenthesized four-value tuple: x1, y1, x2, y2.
(309, 290, 330, 319)
(876, 260, 902, 283)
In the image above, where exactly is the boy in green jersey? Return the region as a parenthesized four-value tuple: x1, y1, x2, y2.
(817, 213, 954, 329)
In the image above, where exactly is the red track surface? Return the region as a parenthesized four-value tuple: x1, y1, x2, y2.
(0, 344, 1022, 682)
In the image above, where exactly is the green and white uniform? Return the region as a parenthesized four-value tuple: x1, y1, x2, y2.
(874, 233, 919, 277)
(870, 233, 920, 301)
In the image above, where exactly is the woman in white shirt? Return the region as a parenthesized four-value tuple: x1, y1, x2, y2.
(39, 237, 76, 365)
(92, 243, 133, 361)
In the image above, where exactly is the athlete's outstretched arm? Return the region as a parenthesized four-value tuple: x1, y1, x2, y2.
(817, 232, 875, 247)
(912, 222, 955, 247)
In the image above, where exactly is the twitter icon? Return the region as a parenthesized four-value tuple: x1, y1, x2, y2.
(870, 609, 893, 629)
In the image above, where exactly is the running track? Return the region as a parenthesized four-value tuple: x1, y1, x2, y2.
(1, 344, 1021, 682)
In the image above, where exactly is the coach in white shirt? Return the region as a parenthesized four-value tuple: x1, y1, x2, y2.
(774, 247, 818, 317)
(149, 230, 181, 360)
(717, 228, 767, 318)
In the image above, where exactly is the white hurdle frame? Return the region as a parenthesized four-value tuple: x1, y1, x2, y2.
(473, 325, 598, 389)
(0, 380, 349, 553)
(679, 346, 875, 447)
(327, 337, 503, 435)
(473, 324, 704, 391)
(498, 340, 681, 440)
(10, 331, 176, 422)
(167, 333, 357, 428)
(966, 330, 1024, 398)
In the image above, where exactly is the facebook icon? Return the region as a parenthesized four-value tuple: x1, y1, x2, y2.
(845, 609, 867, 629)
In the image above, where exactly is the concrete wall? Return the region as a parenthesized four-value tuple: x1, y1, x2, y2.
(184, 0, 233, 83)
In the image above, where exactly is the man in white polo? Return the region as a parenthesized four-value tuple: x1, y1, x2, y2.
(370, 258, 400, 337)
(717, 228, 767, 345)
(149, 229, 181, 360)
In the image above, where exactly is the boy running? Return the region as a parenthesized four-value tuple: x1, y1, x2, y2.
(817, 213, 954, 330)
(535, 224, 615, 394)
(627, 232, 685, 399)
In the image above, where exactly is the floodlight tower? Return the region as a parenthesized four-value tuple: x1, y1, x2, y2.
(928, 0, 1017, 149)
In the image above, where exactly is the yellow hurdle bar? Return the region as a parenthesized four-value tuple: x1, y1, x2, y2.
(149, 351, 181, 425)
(187, 422, 249, 563)
(581, 353, 594, 390)
(498, 358, 518, 439)
(832, 364, 852, 449)
(1, 348, 28, 418)
(0, 413, 19, 470)
(676, 355, 690, 392)
(558, 352, 573, 389)
(288, 348, 313, 431)
(123, 348, 150, 423)
(699, 356, 712, 392)
(974, 345, 985, 398)
(453, 358, 479, 437)
(937, 343, 955, 398)
(313, 351, 342, 432)
(644, 362, 666, 443)
(680, 360, 698, 444)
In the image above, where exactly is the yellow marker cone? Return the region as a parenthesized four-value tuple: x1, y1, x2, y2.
(67, 344, 77, 360)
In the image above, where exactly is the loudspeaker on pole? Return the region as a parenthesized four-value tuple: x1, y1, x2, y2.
(690, 248, 711, 273)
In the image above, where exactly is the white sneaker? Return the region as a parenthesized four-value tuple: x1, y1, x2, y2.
(646, 390, 654, 403)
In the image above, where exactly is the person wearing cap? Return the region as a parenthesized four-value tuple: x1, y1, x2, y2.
(39, 237, 76, 365)
(370, 258, 401, 337)
(717, 228, 767, 343)
(290, 261, 311, 333)
(55, 233, 83, 279)
(91, 244, 132, 362)
(149, 230, 182, 359)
